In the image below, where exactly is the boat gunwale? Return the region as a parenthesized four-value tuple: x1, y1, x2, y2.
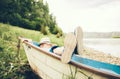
(23, 40, 120, 79)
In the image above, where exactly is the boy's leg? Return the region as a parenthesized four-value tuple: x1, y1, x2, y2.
(61, 32, 77, 63)
(74, 26, 84, 55)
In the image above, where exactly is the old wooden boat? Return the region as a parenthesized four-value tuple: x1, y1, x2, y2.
(19, 37, 120, 79)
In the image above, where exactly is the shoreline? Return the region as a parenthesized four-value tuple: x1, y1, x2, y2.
(81, 47, 120, 65)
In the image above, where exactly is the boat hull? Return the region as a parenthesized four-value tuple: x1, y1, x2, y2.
(22, 42, 120, 79)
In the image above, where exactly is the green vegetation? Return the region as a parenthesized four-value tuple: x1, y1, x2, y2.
(0, 23, 64, 79)
(0, 0, 64, 78)
(0, 0, 63, 35)
(112, 36, 120, 38)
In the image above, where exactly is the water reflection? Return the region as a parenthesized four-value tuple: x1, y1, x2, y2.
(84, 38, 120, 57)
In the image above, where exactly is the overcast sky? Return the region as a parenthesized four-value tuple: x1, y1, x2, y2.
(44, 0, 120, 32)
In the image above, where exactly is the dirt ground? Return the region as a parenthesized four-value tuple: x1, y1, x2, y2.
(81, 47, 120, 65)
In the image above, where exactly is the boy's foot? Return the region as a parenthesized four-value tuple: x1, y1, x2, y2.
(74, 26, 84, 55)
(61, 32, 77, 63)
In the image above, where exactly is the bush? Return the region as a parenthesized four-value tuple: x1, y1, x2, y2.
(40, 26, 50, 35)
(20, 19, 36, 30)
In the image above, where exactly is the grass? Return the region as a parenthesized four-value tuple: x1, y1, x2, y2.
(0, 23, 64, 79)
(10, 24, 64, 46)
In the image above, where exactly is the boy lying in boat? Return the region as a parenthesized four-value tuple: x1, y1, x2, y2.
(21, 26, 83, 63)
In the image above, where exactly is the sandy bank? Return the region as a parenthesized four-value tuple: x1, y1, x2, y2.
(81, 47, 120, 65)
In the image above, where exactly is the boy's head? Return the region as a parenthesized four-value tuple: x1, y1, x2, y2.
(40, 37, 51, 45)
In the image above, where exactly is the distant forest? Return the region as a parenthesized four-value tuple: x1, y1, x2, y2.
(0, 0, 63, 36)
(84, 32, 120, 38)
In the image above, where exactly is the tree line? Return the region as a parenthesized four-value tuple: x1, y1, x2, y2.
(0, 0, 63, 36)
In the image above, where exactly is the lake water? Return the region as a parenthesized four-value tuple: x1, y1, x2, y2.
(83, 38, 120, 57)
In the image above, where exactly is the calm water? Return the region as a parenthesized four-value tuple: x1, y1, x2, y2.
(84, 38, 120, 57)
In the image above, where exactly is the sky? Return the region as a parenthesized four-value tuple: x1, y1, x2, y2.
(44, 0, 120, 33)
